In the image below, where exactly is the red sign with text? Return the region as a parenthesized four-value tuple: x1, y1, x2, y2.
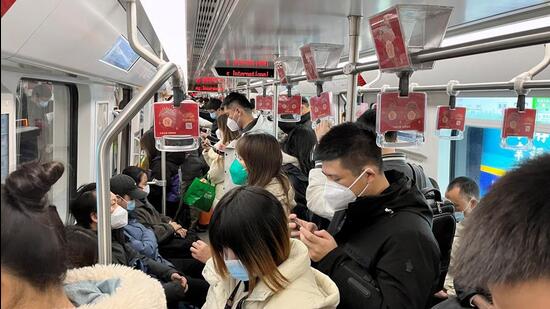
(255, 96, 274, 111)
(436, 106, 466, 131)
(275, 62, 288, 85)
(278, 95, 302, 115)
(377, 92, 426, 133)
(501, 108, 536, 138)
(153, 101, 199, 139)
(310, 92, 333, 121)
(369, 7, 411, 71)
(300, 45, 319, 81)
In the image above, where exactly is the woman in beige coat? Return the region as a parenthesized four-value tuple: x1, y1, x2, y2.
(202, 186, 339, 309)
(203, 114, 240, 207)
(232, 133, 296, 215)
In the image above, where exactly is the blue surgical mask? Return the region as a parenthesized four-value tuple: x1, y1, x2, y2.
(209, 112, 217, 120)
(127, 200, 136, 212)
(229, 159, 248, 185)
(225, 259, 249, 281)
(454, 212, 464, 222)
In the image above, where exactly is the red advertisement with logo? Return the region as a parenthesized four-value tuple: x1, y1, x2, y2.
(501, 108, 536, 138)
(369, 7, 411, 71)
(275, 62, 288, 85)
(153, 101, 199, 139)
(300, 45, 319, 81)
(436, 106, 466, 131)
(377, 92, 426, 133)
(278, 95, 302, 115)
(310, 92, 332, 121)
(255, 96, 274, 111)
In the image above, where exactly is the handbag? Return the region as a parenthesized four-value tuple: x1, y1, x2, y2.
(182, 176, 216, 212)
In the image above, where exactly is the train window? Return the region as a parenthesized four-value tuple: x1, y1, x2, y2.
(15, 79, 75, 220)
(452, 127, 549, 197)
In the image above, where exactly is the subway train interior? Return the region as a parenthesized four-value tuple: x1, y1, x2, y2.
(1, 0, 550, 308)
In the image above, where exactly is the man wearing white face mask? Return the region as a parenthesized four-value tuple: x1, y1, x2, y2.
(220, 92, 274, 193)
(290, 123, 440, 309)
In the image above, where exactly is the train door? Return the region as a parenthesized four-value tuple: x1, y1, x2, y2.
(15, 79, 78, 222)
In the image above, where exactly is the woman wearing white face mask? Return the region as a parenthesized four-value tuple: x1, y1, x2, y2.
(202, 186, 340, 309)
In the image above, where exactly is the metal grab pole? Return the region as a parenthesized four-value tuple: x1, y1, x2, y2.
(235, 28, 550, 91)
(161, 151, 167, 215)
(345, 15, 361, 122)
(358, 79, 550, 94)
(273, 73, 279, 138)
(96, 63, 178, 264)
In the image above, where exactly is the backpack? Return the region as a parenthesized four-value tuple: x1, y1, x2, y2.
(422, 187, 456, 294)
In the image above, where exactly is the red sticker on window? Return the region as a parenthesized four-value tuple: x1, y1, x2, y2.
(153, 101, 199, 138)
(300, 45, 319, 81)
(377, 92, 426, 133)
(278, 95, 302, 115)
(310, 92, 332, 121)
(436, 106, 466, 131)
(255, 96, 274, 111)
(501, 108, 536, 138)
(369, 7, 411, 71)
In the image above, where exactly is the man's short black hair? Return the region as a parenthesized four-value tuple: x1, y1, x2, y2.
(446, 176, 480, 200)
(452, 154, 550, 288)
(356, 108, 397, 141)
(222, 92, 253, 110)
(301, 97, 309, 107)
(316, 122, 383, 175)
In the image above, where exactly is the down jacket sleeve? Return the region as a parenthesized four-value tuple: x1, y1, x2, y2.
(306, 168, 334, 220)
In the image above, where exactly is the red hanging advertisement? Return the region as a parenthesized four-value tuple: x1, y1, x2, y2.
(278, 95, 302, 115)
(436, 106, 466, 131)
(369, 7, 411, 71)
(255, 96, 274, 111)
(275, 62, 288, 85)
(310, 92, 333, 121)
(501, 108, 536, 138)
(153, 101, 199, 139)
(377, 92, 426, 133)
(300, 45, 319, 81)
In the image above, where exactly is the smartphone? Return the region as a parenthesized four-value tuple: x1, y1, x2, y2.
(292, 218, 304, 231)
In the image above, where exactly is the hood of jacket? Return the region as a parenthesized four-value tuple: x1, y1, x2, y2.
(243, 114, 274, 136)
(263, 177, 297, 214)
(202, 239, 339, 308)
(64, 264, 166, 308)
(281, 152, 299, 168)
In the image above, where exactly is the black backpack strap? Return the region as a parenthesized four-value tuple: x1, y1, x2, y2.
(407, 162, 427, 189)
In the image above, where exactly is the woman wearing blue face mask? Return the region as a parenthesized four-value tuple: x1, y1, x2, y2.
(203, 186, 340, 309)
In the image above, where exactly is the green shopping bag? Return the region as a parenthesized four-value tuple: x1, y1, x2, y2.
(182, 177, 216, 211)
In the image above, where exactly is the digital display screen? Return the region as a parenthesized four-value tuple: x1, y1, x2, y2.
(214, 67, 274, 78)
(100, 36, 140, 72)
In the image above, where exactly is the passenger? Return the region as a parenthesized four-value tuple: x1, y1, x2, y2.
(69, 184, 209, 308)
(140, 129, 187, 218)
(1, 161, 167, 308)
(202, 114, 240, 207)
(442, 177, 480, 297)
(221, 92, 274, 192)
(278, 96, 312, 134)
(203, 98, 225, 143)
(122, 166, 198, 261)
(291, 123, 440, 309)
(450, 154, 550, 309)
(202, 186, 340, 308)
(281, 125, 317, 220)
(307, 109, 434, 222)
(235, 133, 296, 214)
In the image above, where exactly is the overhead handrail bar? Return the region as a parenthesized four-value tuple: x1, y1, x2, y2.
(127, 0, 185, 106)
(511, 43, 550, 110)
(233, 28, 550, 91)
(357, 79, 550, 94)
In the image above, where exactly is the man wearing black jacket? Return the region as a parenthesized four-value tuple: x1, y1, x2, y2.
(291, 123, 440, 309)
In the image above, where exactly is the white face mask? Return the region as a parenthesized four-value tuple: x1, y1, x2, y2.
(226, 116, 240, 132)
(111, 206, 128, 229)
(215, 129, 223, 141)
(39, 100, 49, 108)
(324, 169, 370, 212)
(142, 185, 150, 195)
